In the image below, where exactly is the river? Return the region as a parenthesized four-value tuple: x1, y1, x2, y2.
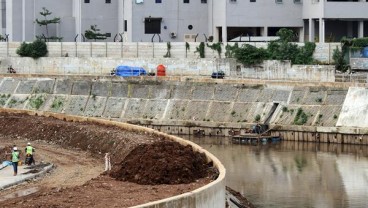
(182, 136, 368, 208)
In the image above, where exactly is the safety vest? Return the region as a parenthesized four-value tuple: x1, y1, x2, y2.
(12, 151, 19, 162)
(26, 146, 33, 155)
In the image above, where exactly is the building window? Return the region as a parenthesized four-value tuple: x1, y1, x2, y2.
(275, 0, 282, 3)
(229, 0, 237, 3)
(184, 0, 189, 3)
(201, 0, 207, 3)
(106, 0, 111, 3)
(145, 18, 162, 34)
(124, 20, 127, 32)
(156, 0, 162, 3)
(294, 0, 301, 3)
(250, 0, 256, 2)
(84, 0, 90, 3)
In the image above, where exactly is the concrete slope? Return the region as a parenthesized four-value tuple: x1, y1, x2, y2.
(337, 87, 368, 128)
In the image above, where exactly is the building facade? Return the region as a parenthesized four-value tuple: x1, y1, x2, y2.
(1, 0, 368, 43)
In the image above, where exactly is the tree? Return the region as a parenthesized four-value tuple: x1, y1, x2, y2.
(84, 25, 107, 41)
(35, 7, 62, 41)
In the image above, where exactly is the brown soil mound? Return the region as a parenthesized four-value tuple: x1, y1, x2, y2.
(110, 141, 218, 185)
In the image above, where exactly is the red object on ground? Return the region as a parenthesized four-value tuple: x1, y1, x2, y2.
(156, 64, 166, 76)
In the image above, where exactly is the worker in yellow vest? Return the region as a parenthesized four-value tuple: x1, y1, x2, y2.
(12, 146, 20, 176)
(25, 142, 35, 165)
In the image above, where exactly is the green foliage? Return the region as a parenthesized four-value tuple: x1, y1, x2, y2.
(92, 94, 97, 100)
(0, 34, 5, 41)
(163, 42, 171, 58)
(51, 97, 64, 110)
(225, 43, 238, 58)
(0, 94, 10, 106)
(85, 25, 107, 41)
(294, 42, 316, 64)
(315, 98, 323, 103)
(277, 28, 297, 43)
(35, 7, 62, 41)
(293, 108, 308, 125)
(316, 114, 323, 124)
(268, 40, 316, 64)
(195, 42, 205, 58)
(332, 46, 349, 72)
(333, 114, 338, 119)
(208, 36, 214, 42)
(234, 44, 268, 66)
(282, 106, 288, 112)
(29, 95, 44, 110)
(230, 29, 316, 66)
(16, 39, 48, 59)
(268, 41, 298, 62)
(185, 42, 190, 51)
(348, 37, 368, 48)
(231, 111, 236, 116)
(254, 114, 261, 122)
(8, 99, 17, 107)
(207, 42, 222, 58)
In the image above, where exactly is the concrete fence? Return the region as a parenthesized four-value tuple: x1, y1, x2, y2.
(0, 57, 335, 82)
(0, 42, 340, 63)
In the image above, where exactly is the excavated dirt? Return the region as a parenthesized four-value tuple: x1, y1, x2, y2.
(0, 112, 217, 208)
(110, 141, 217, 185)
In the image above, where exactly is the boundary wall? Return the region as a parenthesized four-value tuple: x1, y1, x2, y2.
(0, 108, 226, 208)
(0, 57, 335, 82)
(0, 42, 340, 63)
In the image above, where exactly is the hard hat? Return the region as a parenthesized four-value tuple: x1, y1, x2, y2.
(27, 142, 31, 145)
(13, 147, 17, 150)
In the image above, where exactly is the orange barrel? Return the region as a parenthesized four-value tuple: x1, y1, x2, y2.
(156, 64, 166, 76)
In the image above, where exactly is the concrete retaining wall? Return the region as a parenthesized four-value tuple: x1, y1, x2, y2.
(0, 109, 226, 208)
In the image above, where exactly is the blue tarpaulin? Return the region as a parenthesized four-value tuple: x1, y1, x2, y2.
(115, 65, 147, 77)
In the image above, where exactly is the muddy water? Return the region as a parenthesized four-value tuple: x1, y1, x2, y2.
(183, 136, 368, 208)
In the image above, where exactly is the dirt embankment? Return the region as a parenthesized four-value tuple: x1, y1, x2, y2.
(0, 112, 218, 207)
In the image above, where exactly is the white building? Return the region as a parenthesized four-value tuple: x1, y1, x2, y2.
(1, 0, 368, 43)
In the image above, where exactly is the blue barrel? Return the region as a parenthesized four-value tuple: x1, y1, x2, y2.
(362, 47, 368, 58)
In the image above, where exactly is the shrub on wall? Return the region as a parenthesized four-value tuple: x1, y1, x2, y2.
(16, 39, 48, 59)
(233, 44, 268, 66)
(226, 28, 316, 66)
(332, 46, 349, 72)
(195, 42, 205, 58)
(207, 42, 222, 58)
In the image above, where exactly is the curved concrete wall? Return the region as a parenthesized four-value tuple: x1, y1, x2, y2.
(0, 108, 226, 208)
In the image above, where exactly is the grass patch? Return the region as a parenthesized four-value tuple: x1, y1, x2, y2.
(293, 108, 308, 125)
(29, 95, 44, 110)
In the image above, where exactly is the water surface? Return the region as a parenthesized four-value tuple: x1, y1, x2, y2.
(183, 136, 368, 208)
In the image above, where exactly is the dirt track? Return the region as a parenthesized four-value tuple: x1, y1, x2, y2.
(0, 113, 216, 207)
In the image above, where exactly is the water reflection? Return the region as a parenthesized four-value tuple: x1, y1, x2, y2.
(183, 136, 368, 208)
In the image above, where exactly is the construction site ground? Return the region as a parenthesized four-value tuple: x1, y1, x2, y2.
(0, 113, 215, 208)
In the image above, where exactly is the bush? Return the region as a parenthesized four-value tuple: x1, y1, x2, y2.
(234, 44, 268, 66)
(16, 39, 48, 59)
(227, 28, 316, 66)
(332, 46, 349, 72)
